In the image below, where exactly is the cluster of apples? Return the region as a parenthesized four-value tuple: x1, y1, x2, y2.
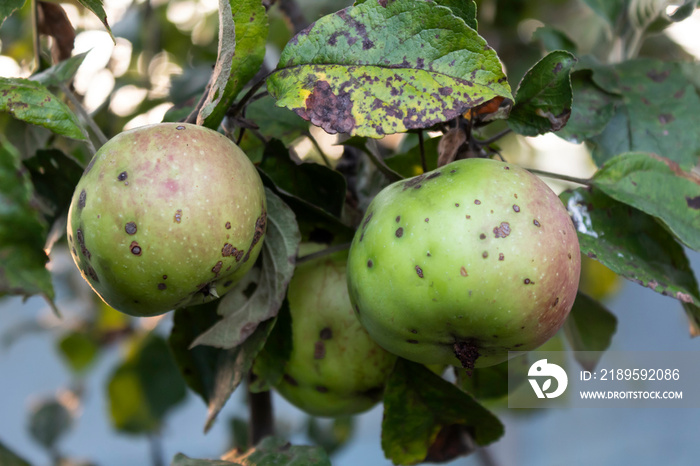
(67, 124, 580, 417)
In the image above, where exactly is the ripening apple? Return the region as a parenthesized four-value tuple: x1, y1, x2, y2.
(67, 123, 267, 317)
(346, 158, 580, 370)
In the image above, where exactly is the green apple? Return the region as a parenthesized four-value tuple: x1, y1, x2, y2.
(347, 158, 580, 369)
(274, 245, 397, 417)
(67, 123, 266, 317)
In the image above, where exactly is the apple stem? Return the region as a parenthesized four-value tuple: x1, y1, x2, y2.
(453, 340, 480, 377)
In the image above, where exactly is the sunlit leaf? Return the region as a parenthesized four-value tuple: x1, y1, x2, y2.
(0, 77, 85, 140)
(268, 0, 512, 138)
(508, 51, 577, 136)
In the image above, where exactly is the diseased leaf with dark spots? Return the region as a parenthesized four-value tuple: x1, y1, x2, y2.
(561, 188, 700, 333)
(507, 50, 577, 136)
(591, 152, 700, 252)
(585, 58, 700, 170)
(0, 77, 85, 140)
(268, 0, 512, 138)
(192, 189, 300, 349)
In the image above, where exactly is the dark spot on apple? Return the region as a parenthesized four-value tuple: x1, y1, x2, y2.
(533, 219, 540, 227)
(406, 339, 419, 344)
(315, 385, 329, 393)
(499, 253, 504, 261)
(362, 211, 373, 229)
(524, 278, 533, 285)
(514, 194, 518, 199)
(118, 171, 128, 181)
(395, 215, 401, 222)
(125, 222, 137, 235)
(552, 297, 560, 307)
(465, 215, 471, 219)
(163, 275, 168, 279)
(513, 205, 520, 212)
(78, 189, 87, 208)
(425, 218, 429, 222)
(243, 209, 267, 262)
(460, 266, 468, 277)
(86, 266, 98, 282)
(224, 280, 233, 287)
(176, 125, 185, 130)
(367, 259, 373, 268)
(212, 261, 223, 275)
(225, 221, 231, 229)
(455, 203, 460, 207)
(453, 340, 480, 376)
(514, 343, 524, 348)
(174, 209, 182, 223)
(158, 283, 166, 290)
(482, 251, 488, 259)
(450, 169, 456, 173)
(222, 243, 239, 257)
(474, 200, 481, 205)
(569, 253, 573, 259)
(283, 374, 298, 386)
(493, 222, 511, 238)
(504, 166, 510, 170)
(354, 304, 361, 315)
(130, 241, 142, 255)
(427, 172, 442, 180)
(395, 227, 404, 237)
(314, 341, 325, 359)
(415, 265, 424, 278)
(479, 233, 486, 240)
(410, 329, 418, 334)
(319, 327, 333, 340)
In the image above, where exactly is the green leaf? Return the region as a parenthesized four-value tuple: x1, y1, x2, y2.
(667, 0, 700, 22)
(586, 59, 700, 170)
(76, 0, 115, 42)
(0, 138, 54, 300)
(28, 399, 73, 450)
(434, 0, 478, 30)
(382, 359, 504, 465)
(0, 0, 26, 28)
(192, 189, 300, 349)
(581, 0, 627, 26)
(457, 358, 524, 401)
(268, 0, 512, 138)
(561, 188, 700, 331)
(107, 333, 186, 434)
(0, 77, 85, 140)
(556, 71, 617, 143)
(0, 440, 31, 466)
(249, 299, 292, 392)
(564, 292, 617, 371)
(57, 331, 99, 374)
(222, 437, 331, 466)
(591, 152, 700, 251)
(258, 140, 347, 218)
(30, 53, 89, 87)
(507, 50, 577, 136)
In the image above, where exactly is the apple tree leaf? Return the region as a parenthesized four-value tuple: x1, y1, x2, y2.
(0, 138, 54, 300)
(434, 0, 478, 30)
(198, 0, 268, 129)
(76, 0, 115, 42)
(507, 50, 577, 136)
(591, 152, 700, 252)
(382, 358, 504, 465)
(192, 189, 299, 350)
(28, 398, 74, 451)
(0, 440, 31, 466)
(268, 0, 512, 138)
(561, 188, 700, 332)
(564, 292, 617, 371)
(0, 78, 85, 140)
(221, 436, 331, 465)
(586, 59, 700, 170)
(30, 52, 89, 87)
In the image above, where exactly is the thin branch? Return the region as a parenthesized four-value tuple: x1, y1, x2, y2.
(296, 242, 351, 264)
(227, 72, 273, 120)
(417, 130, 427, 173)
(148, 433, 164, 466)
(248, 381, 274, 445)
(305, 131, 333, 168)
(473, 128, 512, 147)
(526, 167, 591, 186)
(364, 139, 405, 182)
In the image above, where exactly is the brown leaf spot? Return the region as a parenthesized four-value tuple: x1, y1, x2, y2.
(295, 80, 355, 134)
(687, 196, 700, 209)
(647, 69, 670, 82)
(659, 113, 675, 125)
